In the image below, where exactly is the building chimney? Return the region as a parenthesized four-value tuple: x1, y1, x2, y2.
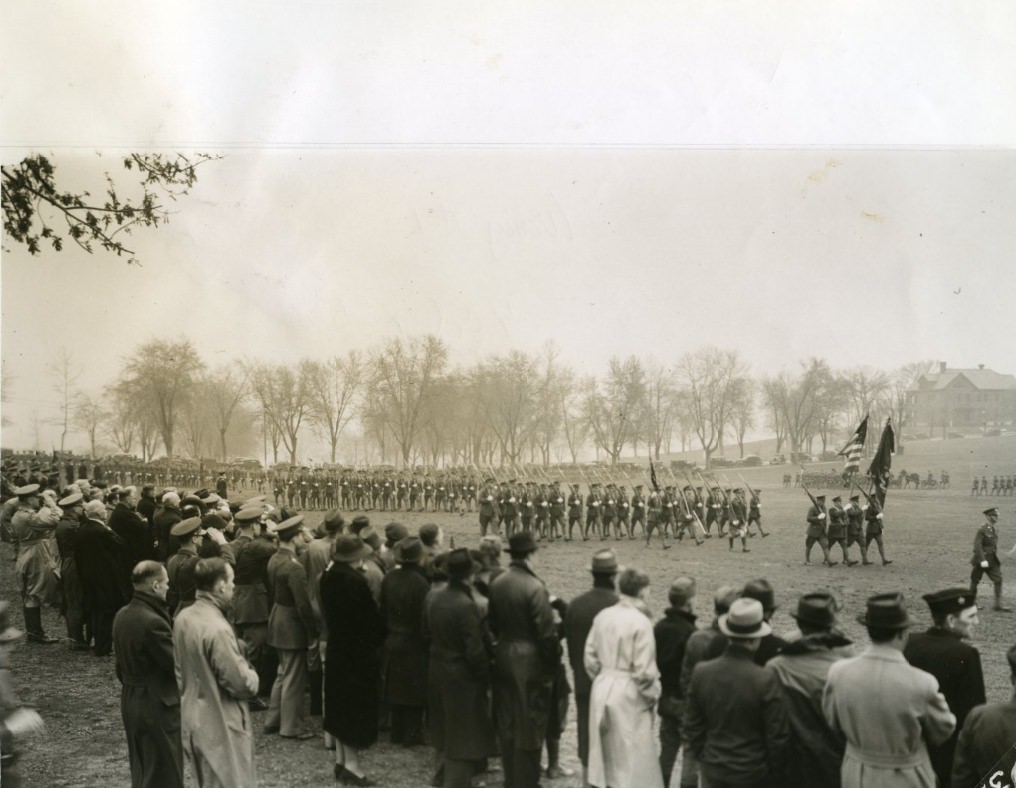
(939, 361, 947, 373)
(978, 363, 985, 370)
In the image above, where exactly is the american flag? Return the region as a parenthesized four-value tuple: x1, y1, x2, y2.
(838, 415, 869, 474)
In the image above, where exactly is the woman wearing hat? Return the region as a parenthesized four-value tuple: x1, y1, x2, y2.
(584, 566, 665, 788)
(320, 534, 386, 786)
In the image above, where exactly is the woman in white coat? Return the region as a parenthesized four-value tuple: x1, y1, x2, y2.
(584, 566, 664, 788)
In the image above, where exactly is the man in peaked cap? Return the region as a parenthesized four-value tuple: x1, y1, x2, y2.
(823, 593, 955, 788)
(11, 483, 62, 643)
(903, 588, 985, 787)
(970, 506, 1011, 611)
(488, 532, 558, 788)
(805, 494, 837, 567)
(768, 592, 852, 788)
(564, 549, 619, 785)
(232, 505, 278, 705)
(166, 518, 204, 617)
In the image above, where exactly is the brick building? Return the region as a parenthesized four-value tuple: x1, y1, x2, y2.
(907, 363, 1016, 435)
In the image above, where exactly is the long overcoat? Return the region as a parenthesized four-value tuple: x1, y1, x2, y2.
(108, 502, 154, 572)
(75, 517, 131, 613)
(424, 579, 498, 760)
(113, 589, 184, 788)
(380, 563, 431, 707)
(321, 561, 386, 748)
(12, 504, 61, 607)
(173, 594, 259, 788)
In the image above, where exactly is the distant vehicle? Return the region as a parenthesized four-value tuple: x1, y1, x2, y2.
(710, 457, 734, 468)
(790, 452, 815, 464)
(670, 460, 697, 471)
(741, 455, 763, 467)
(769, 454, 787, 465)
(985, 428, 1002, 437)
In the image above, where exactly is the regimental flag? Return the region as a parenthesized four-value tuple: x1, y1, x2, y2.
(838, 415, 869, 474)
(866, 418, 896, 509)
(649, 460, 660, 493)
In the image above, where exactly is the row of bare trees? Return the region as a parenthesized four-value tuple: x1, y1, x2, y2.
(33, 336, 933, 468)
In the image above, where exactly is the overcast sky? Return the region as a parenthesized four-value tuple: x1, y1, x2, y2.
(2, 0, 1015, 452)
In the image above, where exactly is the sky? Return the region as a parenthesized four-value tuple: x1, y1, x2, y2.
(2, 0, 1015, 453)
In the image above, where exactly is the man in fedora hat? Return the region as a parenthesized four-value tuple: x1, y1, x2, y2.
(264, 515, 318, 739)
(903, 588, 985, 788)
(952, 643, 1016, 788)
(564, 549, 619, 785)
(970, 506, 1010, 611)
(767, 592, 853, 788)
(489, 532, 559, 788)
(684, 597, 791, 788)
(703, 578, 789, 666)
(379, 536, 430, 748)
(0, 600, 47, 787)
(822, 593, 955, 788)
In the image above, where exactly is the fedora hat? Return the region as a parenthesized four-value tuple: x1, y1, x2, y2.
(445, 547, 474, 578)
(791, 591, 838, 629)
(741, 578, 777, 613)
(590, 549, 618, 574)
(505, 531, 539, 555)
(719, 598, 772, 639)
(857, 592, 912, 630)
(332, 534, 372, 563)
(394, 536, 424, 564)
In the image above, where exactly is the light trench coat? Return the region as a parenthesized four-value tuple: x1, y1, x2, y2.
(822, 643, 955, 788)
(584, 596, 664, 788)
(173, 593, 260, 788)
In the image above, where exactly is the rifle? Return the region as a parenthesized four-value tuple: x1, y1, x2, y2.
(800, 477, 827, 535)
(851, 479, 883, 516)
(737, 472, 761, 508)
(674, 479, 706, 542)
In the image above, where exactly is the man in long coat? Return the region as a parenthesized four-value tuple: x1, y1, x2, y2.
(10, 484, 62, 643)
(823, 592, 955, 788)
(173, 558, 259, 788)
(903, 588, 985, 788)
(108, 487, 154, 574)
(231, 507, 278, 702)
(113, 561, 184, 788)
(264, 516, 317, 738)
(563, 549, 618, 786)
(488, 531, 559, 788)
(75, 499, 131, 656)
(425, 547, 498, 788)
(379, 536, 431, 746)
(55, 492, 89, 649)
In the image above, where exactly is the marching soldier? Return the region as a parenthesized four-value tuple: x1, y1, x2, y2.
(704, 486, 722, 537)
(566, 483, 584, 542)
(408, 476, 420, 512)
(804, 494, 837, 567)
(548, 481, 565, 541)
(478, 478, 501, 537)
(727, 488, 749, 553)
(434, 477, 446, 512)
(745, 489, 768, 538)
(520, 483, 536, 535)
(864, 500, 892, 566)
(423, 476, 435, 512)
(600, 485, 617, 541)
(843, 494, 870, 565)
(615, 485, 632, 539)
(534, 484, 551, 541)
(826, 495, 856, 565)
(970, 506, 1011, 611)
(629, 484, 646, 539)
(584, 483, 602, 541)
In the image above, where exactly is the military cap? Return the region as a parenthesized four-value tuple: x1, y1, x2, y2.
(14, 483, 40, 497)
(922, 588, 976, 617)
(193, 488, 210, 499)
(832, 495, 842, 503)
(170, 517, 204, 538)
(634, 484, 644, 490)
(816, 494, 826, 500)
(204, 493, 221, 505)
(590, 549, 618, 574)
(58, 492, 84, 507)
(276, 515, 305, 538)
(235, 507, 264, 523)
(984, 506, 999, 517)
(484, 477, 496, 483)
(849, 494, 860, 501)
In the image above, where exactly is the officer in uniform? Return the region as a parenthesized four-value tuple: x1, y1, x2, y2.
(629, 485, 646, 539)
(903, 588, 985, 788)
(615, 485, 631, 539)
(584, 483, 602, 541)
(826, 496, 856, 565)
(970, 506, 1011, 611)
(745, 489, 768, 538)
(727, 488, 749, 553)
(804, 494, 837, 566)
(232, 507, 278, 706)
(599, 485, 616, 541)
(704, 486, 722, 537)
(864, 499, 892, 566)
(843, 494, 870, 565)
(566, 484, 584, 541)
(547, 482, 566, 541)
(478, 478, 500, 537)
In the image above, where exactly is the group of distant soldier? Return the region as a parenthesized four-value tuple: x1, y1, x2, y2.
(971, 474, 1015, 496)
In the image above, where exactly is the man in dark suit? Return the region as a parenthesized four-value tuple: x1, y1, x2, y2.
(264, 515, 318, 739)
(903, 587, 985, 788)
(75, 499, 132, 656)
(113, 561, 184, 788)
(952, 644, 1016, 788)
(563, 548, 619, 787)
(108, 487, 154, 575)
(489, 532, 559, 788)
(655, 577, 697, 788)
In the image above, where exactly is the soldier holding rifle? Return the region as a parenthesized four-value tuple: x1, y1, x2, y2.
(804, 491, 838, 567)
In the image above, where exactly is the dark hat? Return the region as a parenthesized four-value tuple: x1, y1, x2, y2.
(0, 600, 25, 644)
(419, 523, 440, 545)
(791, 591, 838, 629)
(332, 534, 372, 563)
(201, 513, 228, 532)
(816, 494, 826, 500)
(590, 549, 618, 574)
(350, 515, 371, 534)
(719, 598, 772, 639)
(235, 507, 264, 523)
(741, 578, 776, 613)
(204, 493, 221, 505)
(361, 526, 381, 550)
(193, 488, 210, 499)
(634, 484, 644, 490)
(394, 536, 424, 564)
(922, 588, 976, 617)
(384, 522, 409, 543)
(668, 576, 697, 606)
(276, 515, 305, 537)
(505, 531, 538, 555)
(857, 592, 912, 630)
(445, 547, 474, 578)
(849, 494, 860, 501)
(322, 510, 346, 533)
(170, 517, 203, 538)
(984, 507, 999, 517)
(14, 483, 40, 497)
(832, 495, 842, 503)
(58, 492, 84, 507)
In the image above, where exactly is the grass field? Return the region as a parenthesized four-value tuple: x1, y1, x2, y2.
(4, 434, 1015, 787)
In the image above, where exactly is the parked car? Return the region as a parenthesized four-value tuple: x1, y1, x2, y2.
(710, 457, 734, 468)
(670, 460, 697, 471)
(741, 455, 763, 467)
(769, 454, 787, 465)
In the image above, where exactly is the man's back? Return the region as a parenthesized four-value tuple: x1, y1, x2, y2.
(952, 699, 1016, 788)
(564, 587, 617, 696)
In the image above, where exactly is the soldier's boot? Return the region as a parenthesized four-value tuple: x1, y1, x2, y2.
(24, 606, 58, 644)
(822, 547, 838, 567)
(728, 537, 735, 551)
(742, 538, 750, 553)
(994, 583, 1011, 612)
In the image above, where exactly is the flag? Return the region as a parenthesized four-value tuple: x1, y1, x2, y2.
(649, 460, 660, 492)
(866, 418, 896, 509)
(838, 415, 869, 474)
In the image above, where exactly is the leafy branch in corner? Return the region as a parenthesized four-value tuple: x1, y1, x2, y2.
(2, 152, 220, 266)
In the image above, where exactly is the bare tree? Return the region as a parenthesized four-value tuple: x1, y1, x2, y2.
(644, 359, 678, 461)
(1, 359, 15, 427)
(882, 360, 936, 442)
(472, 351, 539, 465)
(74, 394, 105, 458)
(48, 347, 81, 451)
(728, 377, 756, 458)
(305, 353, 364, 464)
(180, 388, 214, 459)
(367, 335, 448, 466)
(104, 383, 137, 454)
(204, 365, 251, 461)
(248, 363, 311, 466)
(582, 356, 647, 465)
(675, 347, 748, 468)
(120, 339, 205, 457)
(845, 367, 890, 425)
(760, 375, 790, 455)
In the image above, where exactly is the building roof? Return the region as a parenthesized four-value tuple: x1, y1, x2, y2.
(910, 368, 1016, 392)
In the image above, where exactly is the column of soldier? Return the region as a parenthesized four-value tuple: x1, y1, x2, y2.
(4, 464, 1015, 788)
(972, 474, 1016, 496)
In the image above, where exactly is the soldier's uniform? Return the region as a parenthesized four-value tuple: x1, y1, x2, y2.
(232, 519, 278, 697)
(970, 507, 1010, 611)
(629, 485, 646, 538)
(547, 483, 565, 540)
(615, 486, 631, 539)
(584, 484, 602, 541)
(745, 489, 768, 538)
(825, 495, 856, 565)
(478, 480, 501, 537)
(804, 495, 836, 566)
(645, 487, 672, 549)
(704, 487, 722, 536)
(566, 485, 583, 541)
(844, 495, 870, 565)
(864, 502, 892, 565)
(726, 489, 749, 552)
(520, 485, 536, 534)
(599, 487, 616, 541)
(534, 485, 551, 540)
